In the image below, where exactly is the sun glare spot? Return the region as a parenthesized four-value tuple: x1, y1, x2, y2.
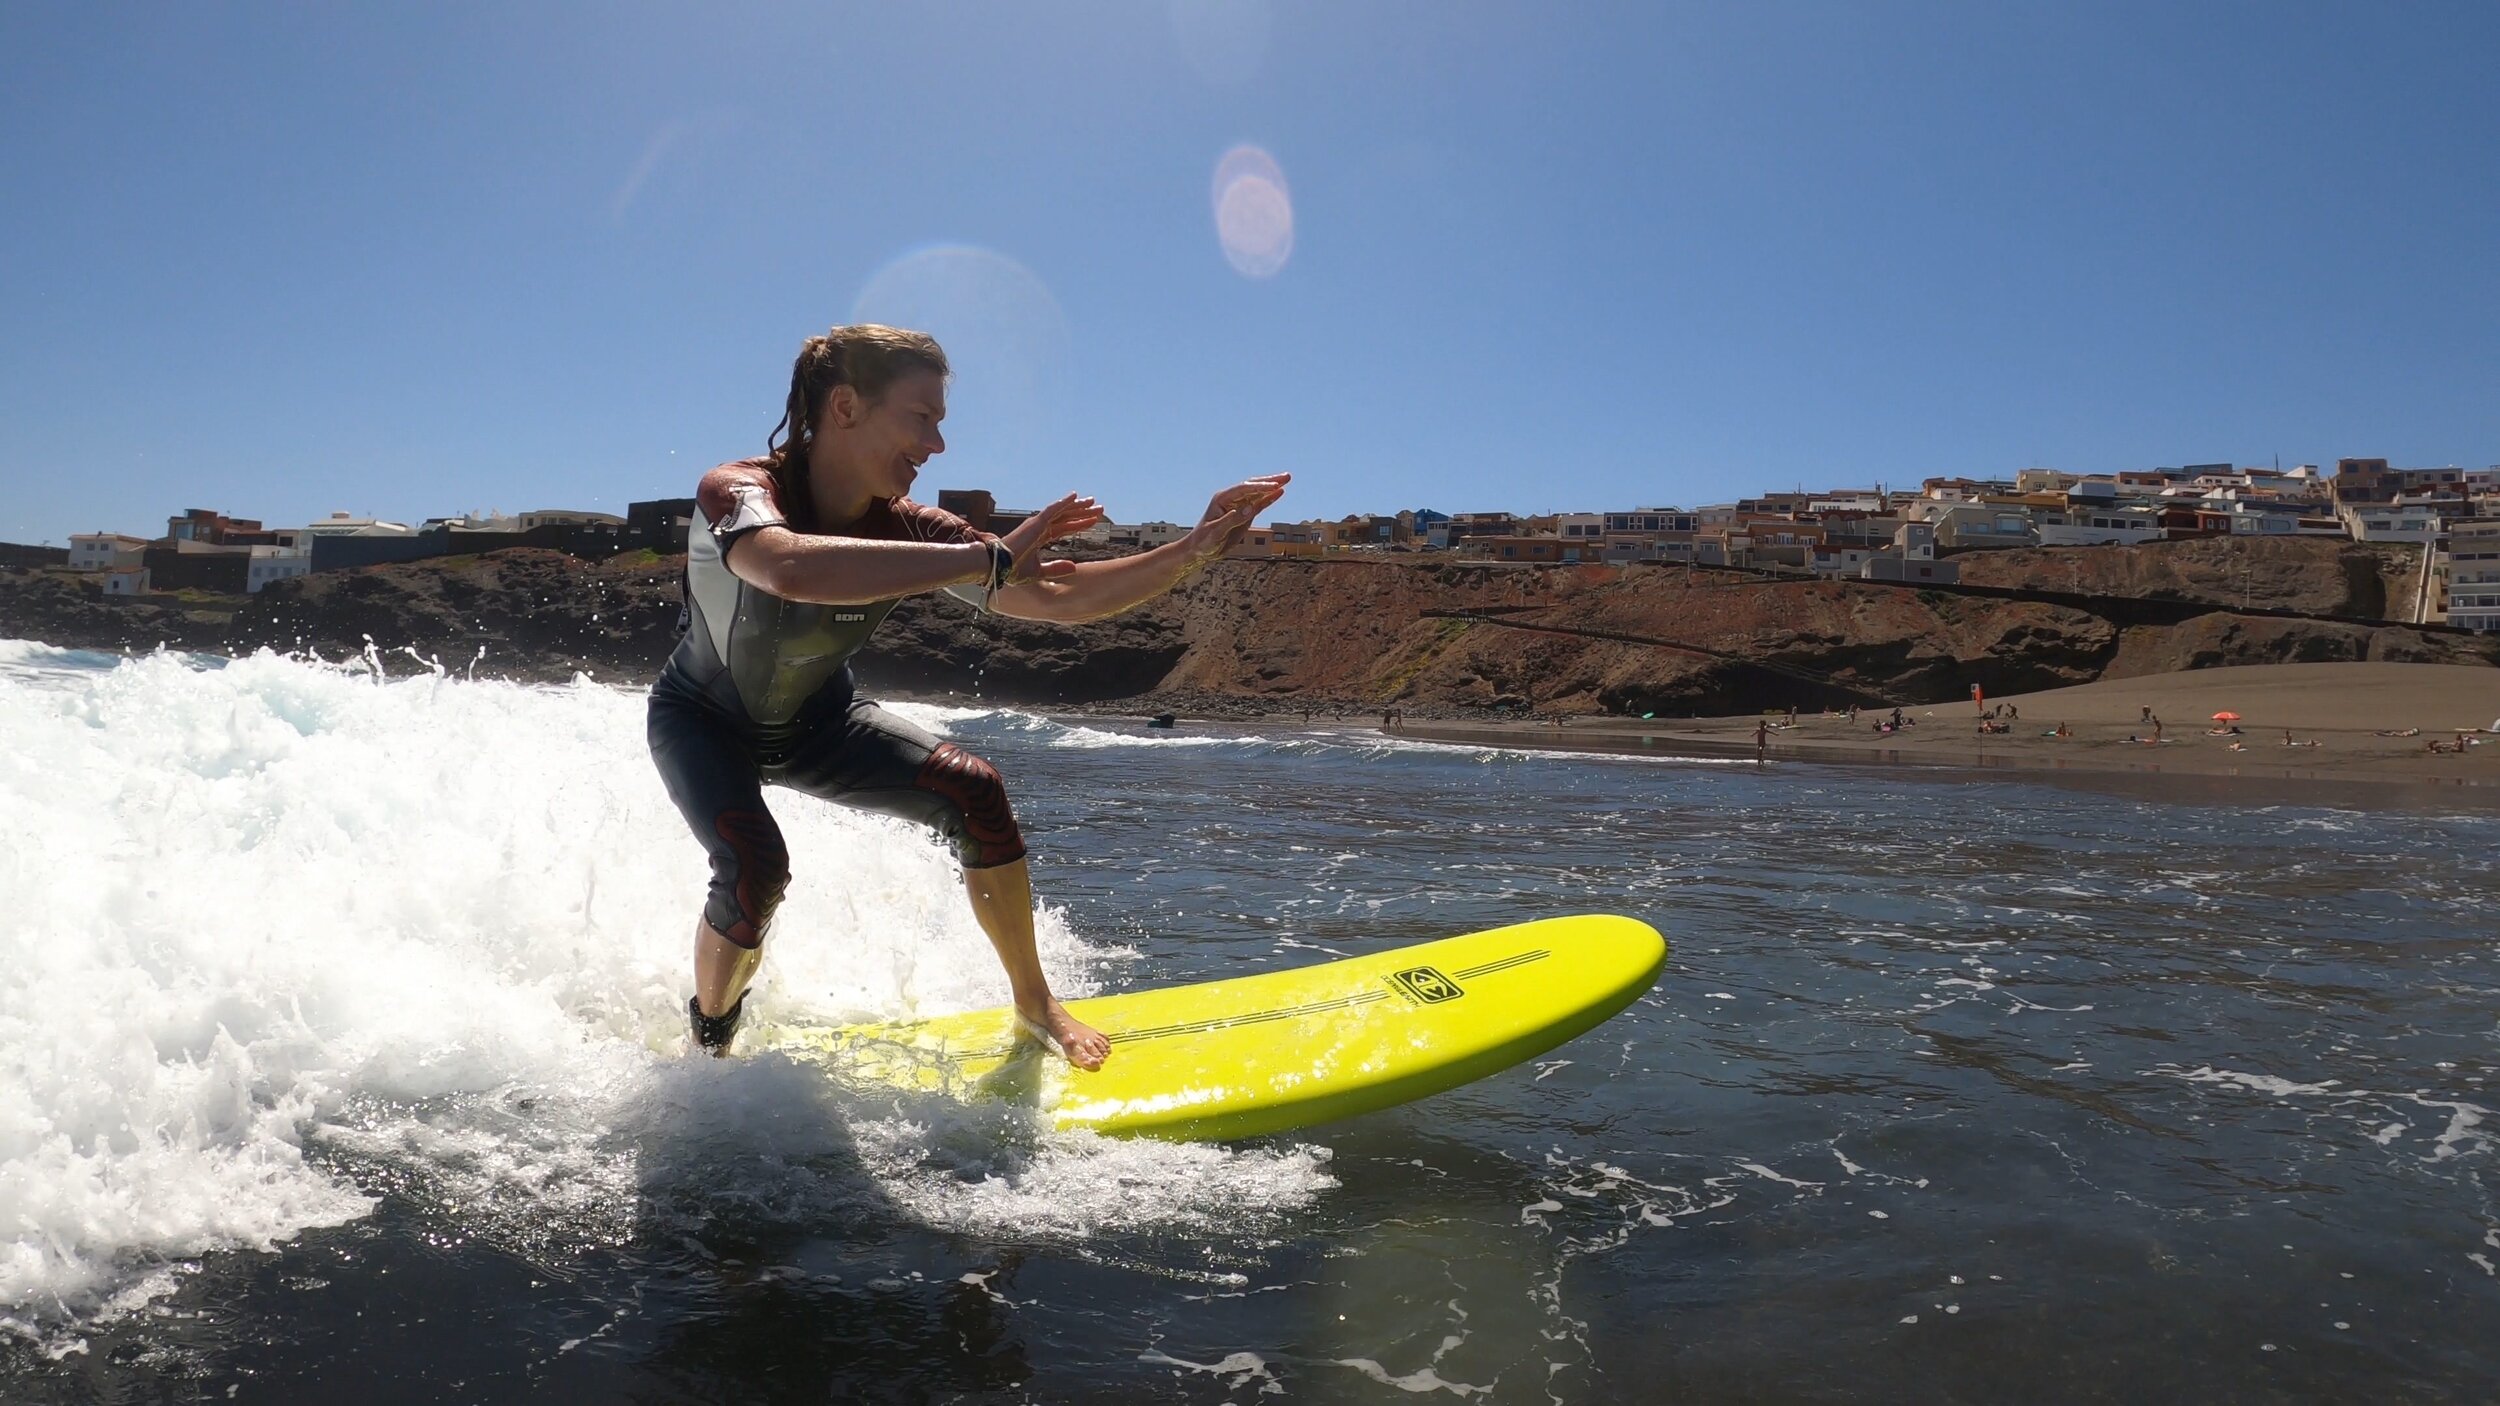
(850, 245, 1073, 474)
(1212, 145, 1294, 279)
(1169, 0, 1271, 88)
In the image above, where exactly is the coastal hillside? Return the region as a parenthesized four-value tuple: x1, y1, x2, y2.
(1952, 533, 2432, 618)
(1146, 544, 2486, 715)
(1, 535, 2489, 716)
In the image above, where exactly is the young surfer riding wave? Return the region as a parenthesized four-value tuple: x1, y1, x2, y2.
(649, 323, 1287, 1067)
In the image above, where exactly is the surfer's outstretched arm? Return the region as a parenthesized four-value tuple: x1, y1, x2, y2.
(991, 475, 1289, 624)
(727, 493, 1105, 605)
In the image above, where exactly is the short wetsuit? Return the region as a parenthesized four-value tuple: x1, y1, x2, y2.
(647, 458, 1024, 948)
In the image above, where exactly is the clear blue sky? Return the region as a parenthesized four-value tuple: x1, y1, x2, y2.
(4, 2, 2495, 547)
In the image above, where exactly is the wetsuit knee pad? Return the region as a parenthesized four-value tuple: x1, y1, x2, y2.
(913, 742, 1027, 869)
(704, 810, 790, 948)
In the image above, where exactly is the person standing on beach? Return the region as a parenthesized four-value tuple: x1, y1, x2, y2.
(648, 324, 1289, 1064)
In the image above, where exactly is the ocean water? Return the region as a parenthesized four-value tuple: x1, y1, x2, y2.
(2, 640, 2495, 1403)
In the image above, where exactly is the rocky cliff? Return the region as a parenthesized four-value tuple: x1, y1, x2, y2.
(3, 535, 2490, 716)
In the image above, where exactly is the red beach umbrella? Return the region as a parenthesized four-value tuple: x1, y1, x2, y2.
(2212, 711, 2241, 721)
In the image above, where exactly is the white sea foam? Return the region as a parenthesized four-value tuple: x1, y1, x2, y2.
(0, 639, 82, 665)
(0, 646, 1332, 1323)
(1045, 723, 1271, 751)
(2151, 1066, 2342, 1098)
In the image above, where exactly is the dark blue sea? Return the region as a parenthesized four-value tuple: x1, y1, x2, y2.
(3, 640, 2494, 1403)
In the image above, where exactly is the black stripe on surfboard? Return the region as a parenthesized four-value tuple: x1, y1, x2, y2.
(838, 948, 1550, 1060)
(1452, 949, 1550, 981)
(1107, 989, 1393, 1045)
(845, 987, 1401, 1060)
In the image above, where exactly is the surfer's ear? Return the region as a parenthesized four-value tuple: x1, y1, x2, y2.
(824, 383, 863, 430)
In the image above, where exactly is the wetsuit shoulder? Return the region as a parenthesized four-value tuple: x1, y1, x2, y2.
(696, 459, 789, 550)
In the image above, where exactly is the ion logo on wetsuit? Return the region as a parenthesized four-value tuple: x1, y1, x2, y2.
(647, 458, 1025, 949)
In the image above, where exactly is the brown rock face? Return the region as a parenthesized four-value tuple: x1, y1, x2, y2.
(4, 539, 2492, 715)
(1149, 561, 2116, 716)
(1954, 536, 2428, 619)
(0, 567, 234, 652)
(2103, 615, 2493, 680)
(229, 549, 685, 680)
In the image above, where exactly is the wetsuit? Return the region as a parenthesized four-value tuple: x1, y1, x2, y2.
(648, 458, 1024, 949)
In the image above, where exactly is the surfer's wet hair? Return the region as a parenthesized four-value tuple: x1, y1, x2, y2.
(765, 324, 950, 521)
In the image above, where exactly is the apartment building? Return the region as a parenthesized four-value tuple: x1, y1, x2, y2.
(2038, 506, 2161, 547)
(245, 545, 312, 593)
(68, 533, 152, 571)
(2445, 520, 2500, 633)
(2331, 458, 2476, 505)
(1603, 509, 1697, 535)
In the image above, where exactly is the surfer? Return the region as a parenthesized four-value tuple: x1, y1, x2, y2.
(648, 323, 1288, 1066)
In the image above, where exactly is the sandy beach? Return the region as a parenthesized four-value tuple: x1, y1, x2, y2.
(1394, 661, 2500, 792)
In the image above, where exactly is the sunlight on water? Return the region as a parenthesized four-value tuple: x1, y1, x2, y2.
(0, 645, 1333, 1337)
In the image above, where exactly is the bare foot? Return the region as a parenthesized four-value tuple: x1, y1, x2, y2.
(1016, 999, 1111, 1071)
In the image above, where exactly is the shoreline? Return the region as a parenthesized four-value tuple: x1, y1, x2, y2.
(14, 636, 2500, 807)
(1382, 662, 2500, 807)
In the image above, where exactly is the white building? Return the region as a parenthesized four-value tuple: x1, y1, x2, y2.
(427, 511, 522, 533)
(1107, 520, 1188, 549)
(2446, 520, 2500, 633)
(2340, 504, 2446, 543)
(1555, 513, 1604, 540)
(297, 511, 416, 538)
(246, 545, 311, 593)
(1924, 502, 2038, 551)
(1810, 544, 1881, 576)
(1603, 509, 1697, 534)
(68, 532, 153, 571)
(2038, 507, 2161, 547)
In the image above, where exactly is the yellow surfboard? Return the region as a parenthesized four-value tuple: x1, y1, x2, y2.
(767, 914, 1667, 1142)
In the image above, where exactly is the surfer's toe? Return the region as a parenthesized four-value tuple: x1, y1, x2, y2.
(1021, 1002, 1111, 1070)
(1064, 1026, 1110, 1071)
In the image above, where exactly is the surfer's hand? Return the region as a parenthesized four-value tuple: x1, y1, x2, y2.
(1195, 475, 1290, 545)
(1019, 998, 1110, 1071)
(1184, 475, 1291, 561)
(999, 494, 1105, 583)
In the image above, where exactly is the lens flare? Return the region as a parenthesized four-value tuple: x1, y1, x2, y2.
(1211, 145, 1293, 279)
(1169, 0, 1271, 88)
(851, 244, 1073, 476)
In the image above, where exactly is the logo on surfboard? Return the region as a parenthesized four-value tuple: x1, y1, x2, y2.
(1389, 966, 1464, 1004)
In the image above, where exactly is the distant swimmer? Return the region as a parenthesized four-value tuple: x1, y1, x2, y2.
(649, 323, 1288, 1065)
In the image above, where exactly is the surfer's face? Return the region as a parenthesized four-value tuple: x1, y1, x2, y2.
(834, 370, 947, 500)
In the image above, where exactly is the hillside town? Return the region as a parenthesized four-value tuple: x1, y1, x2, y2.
(47, 456, 2500, 634)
